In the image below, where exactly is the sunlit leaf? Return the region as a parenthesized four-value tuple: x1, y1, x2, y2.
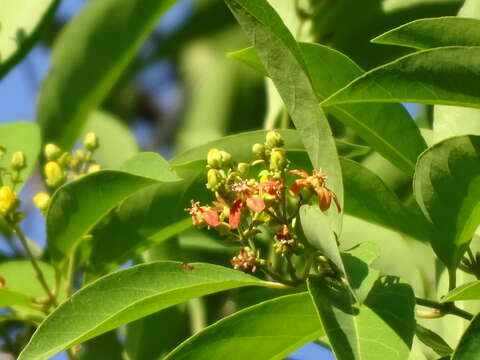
(442, 280, 480, 302)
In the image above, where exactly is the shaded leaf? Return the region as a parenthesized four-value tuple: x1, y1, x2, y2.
(0, 122, 41, 190)
(164, 293, 322, 360)
(37, 0, 178, 149)
(452, 313, 480, 359)
(416, 323, 453, 357)
(372, 17, 480, 49)
(224, 0, 343, 233)
(18, 261, 285, 360)
(46, 153, 180, 264)
(308, 275, 415, 360)
(323, 46, 480, 110)
(413, 135, 480, 268)
(0, 0, 59, 79)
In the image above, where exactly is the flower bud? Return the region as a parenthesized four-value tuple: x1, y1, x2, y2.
(269, 149, 286, 171)
(83, 132, 99, 151)
(252, 143, 265, 158)
(265, 131, 283, 148)
(220, 151, 232, 167)
(45, 161, 66, 188)
(207, 148, 223, 168)
(206, 168, 221, 190)
(44, 143, 62, 161)
(237, 162, 250, 177)
(87, 164, 101, 174)
(33, 192, 50, 212)
(216, 222, 231, 235)
(0, 186, 17, 216)
(11, 151, 26, 171)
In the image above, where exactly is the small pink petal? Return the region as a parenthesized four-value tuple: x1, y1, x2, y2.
(229, 199, 244, 229)
(202, 209, 220, 227)
(246, 195, 265, 213)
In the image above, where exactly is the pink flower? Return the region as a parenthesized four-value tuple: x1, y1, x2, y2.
(186, 201, 221, 228)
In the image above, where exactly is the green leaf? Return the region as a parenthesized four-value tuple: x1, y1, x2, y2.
(441, 280, 480, 302)
(0, 260, 56, 309)
(229, 44, 426, 175)
(0, 0, 59, 79)
(0, 122, 41, 190)
(341, 158, 431, 241)
(415, 323, 453, 357)
(81, 110, 139, 169)
(308, 275, 415, 360)
(413, 135, 480, 268)
(323, 46, 480, 110)
(164, 293, 322, 360)
(46, 152, 180, 264)
(37, 0, 178, 149)
(372, 17, 480, 49)
(18, 261, 285, 360)
(452, 313, 480, 359)
(171, 129, 368, 171)
(224, 0, 343, 232)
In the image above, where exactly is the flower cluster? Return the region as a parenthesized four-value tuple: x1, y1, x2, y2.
(0, 147, 27, 224)
(33, 132, 101, 214)
(186, 131, 341, 278)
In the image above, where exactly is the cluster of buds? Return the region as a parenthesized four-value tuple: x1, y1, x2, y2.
(0, 147, 28, 224)
(33, 132, 101, 214)
(186, 131, 341, 276)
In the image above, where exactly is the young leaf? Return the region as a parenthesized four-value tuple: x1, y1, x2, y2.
(441, 280, 480, 302)
(37, 0, 179, 149)
(0, 122, 41, 190)
(452, 313, 480, 359)
(229, 44, 426, 175)
(372, 17, 480, 49)
(415, 324, 453, 357)
(18, 261, 285, 360)
(323, 46, 480, 110)
(413, 135, 480, 269)
(224, 0, 343, 233)
(46, 153, 180, 264)
(0, 0, 59, 79)
(164, 293, 322, 360)
(307, 275, 415, 360)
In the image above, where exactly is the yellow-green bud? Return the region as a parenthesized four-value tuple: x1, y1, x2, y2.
(11, 151, 26, 171)
(45, 161, 66, 188)
(84, 132, 99, 151)
(207, 168, 221, 190)
(0, 145, 6, 159)
(0, 186, 17, 216)
(207, 148, 223, 168)
(220, 151, 232, 167)
(87, 164, 101, 174)
(237, 162, 250, 176)
(44, 143, 62, 161)
(265, 131, 284, 148)
(33, 192, 50, 212)
(269, 149, 286, 171)
(216, 222, 231, 235)
(252, 143, 265, 158)
(57, 152, 72, 168)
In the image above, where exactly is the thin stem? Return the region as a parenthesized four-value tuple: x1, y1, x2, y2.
(13, 224, 57, 307)
(65, 250, 77, 297)
(467, 248, 476, 264)
(415, 297, 473, 321)
(448, 268, 457, 291)
(285, 254, 299, 282)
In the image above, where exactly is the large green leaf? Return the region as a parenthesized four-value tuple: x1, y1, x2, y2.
(46, 152, 180, 264)
(164, 293, 322, 360)
(37, 0, 178, 149)
(372, 17, 480, 49)
(452, 313, 480, 359)
(0, 0, 59, 79)
(308, 275, 415, 360)
(0, 122, 41, 190)
(81, 110, 139, 169)
(323, 46, 480, 110)
(441, 280, 480, 302)
(415, 323, 453, 357)
(224, 0, 343, 233)
(229, 44, 426, 175)
(413, 135, 480, 268)
(341, 158, 431, 241)
(18, 261, 285, 360)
